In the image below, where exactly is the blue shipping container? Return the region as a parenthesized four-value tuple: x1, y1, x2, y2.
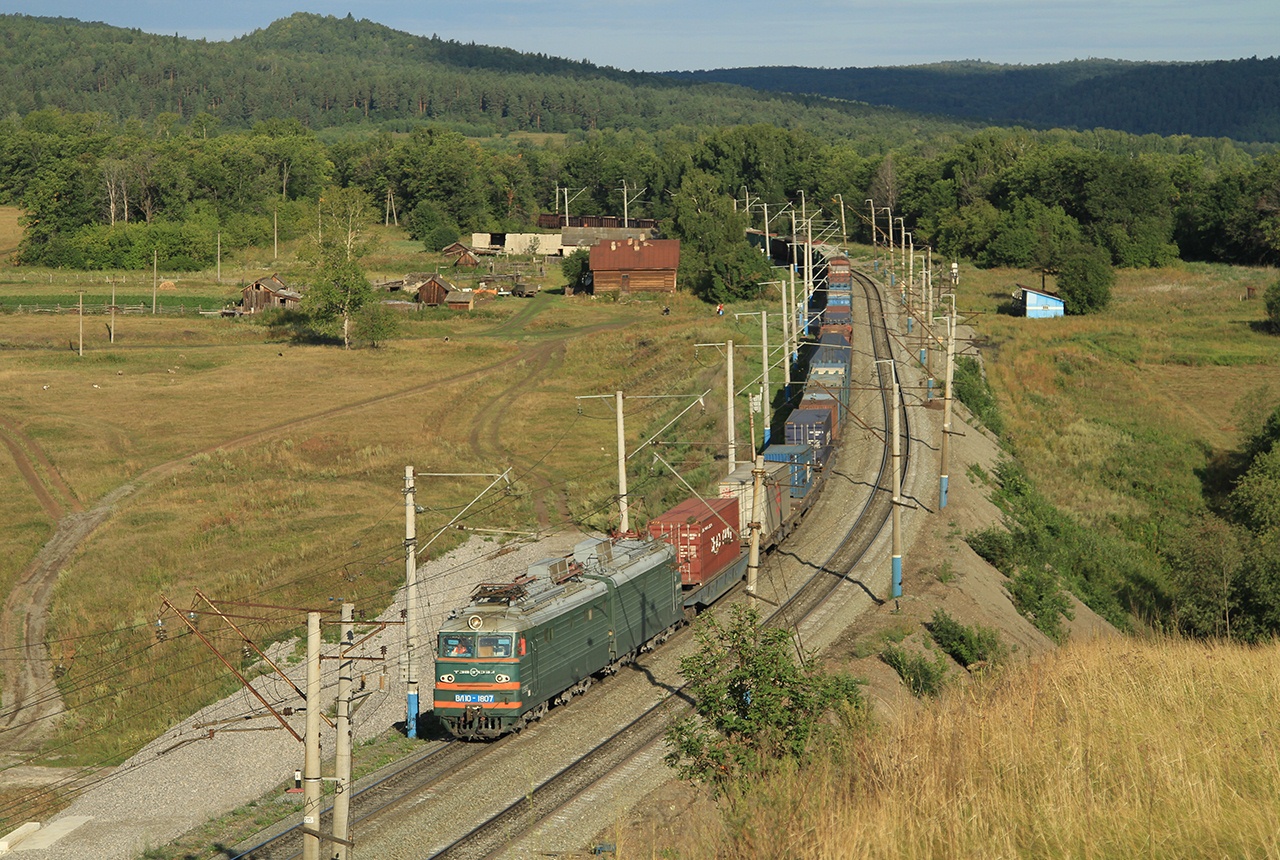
(763, 444, 816, 498)
(784, 408, 833, 450)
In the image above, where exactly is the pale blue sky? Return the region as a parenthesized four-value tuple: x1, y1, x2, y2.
(5, 0, 1277, 71)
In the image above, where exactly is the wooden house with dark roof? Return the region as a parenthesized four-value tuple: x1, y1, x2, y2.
(241, 275, 302, 314)
(441, 242, 480, 268)
(411, 273, 455, 306)
(588, 238, 680, 294)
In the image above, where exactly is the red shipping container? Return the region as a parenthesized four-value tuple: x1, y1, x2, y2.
(647, 497, 741, 586)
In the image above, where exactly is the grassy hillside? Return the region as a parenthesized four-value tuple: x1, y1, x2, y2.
(652, 635, 1280, 858)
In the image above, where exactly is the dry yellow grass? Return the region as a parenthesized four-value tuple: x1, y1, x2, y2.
(0, 206, 23, 260)
(679, 636, 1280, 859)
(0, 290, 768, 769)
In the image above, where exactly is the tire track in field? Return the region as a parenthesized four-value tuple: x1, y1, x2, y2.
(465, 339, 573, 532)
(0, 321, 627, 757)
(0, 417, 83, 520)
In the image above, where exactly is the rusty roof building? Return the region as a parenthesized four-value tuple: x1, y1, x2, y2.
(588, 238, 680, 294)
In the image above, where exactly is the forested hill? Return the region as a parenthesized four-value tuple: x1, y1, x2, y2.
(0, 12, 964, 140)
(670, 58, 1280, 143)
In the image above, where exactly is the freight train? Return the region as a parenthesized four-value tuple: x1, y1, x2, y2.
(432, 262, 858, 739)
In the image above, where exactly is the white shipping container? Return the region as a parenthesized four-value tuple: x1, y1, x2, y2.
(718, 461, 789, 540)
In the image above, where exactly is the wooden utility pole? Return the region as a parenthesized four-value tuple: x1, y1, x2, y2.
(77, 291, 84, 357)
(152, 251, 158, 314)
(274, 209, 279, 260)
(404, 466, 420, 739)
(302, 612, 322, 860)
(110, 281, 116, 343)
(216, 232, 221, 283)
(333, 603, 354, 860)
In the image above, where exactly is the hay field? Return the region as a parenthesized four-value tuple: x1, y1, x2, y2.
(0, 286, 766, 765)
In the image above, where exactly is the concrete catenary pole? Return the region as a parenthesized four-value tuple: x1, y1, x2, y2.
(302, 612, 322, 860)
(890, 366, 903, 599)
(333, 603, 354, 859)
(940, 297, 957, 510)
(746, 455, 765, 608)
(726, 340, 736, 475)
(616, 390, 629, 533)
(404, 466, 420, 739)
(760, 312, 771, 446)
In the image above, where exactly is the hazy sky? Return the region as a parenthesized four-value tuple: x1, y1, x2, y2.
(6, 1, 1278, 71)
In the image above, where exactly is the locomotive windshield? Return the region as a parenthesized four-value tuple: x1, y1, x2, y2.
(438, 633, 512, 658)
(440, 634, 474, 658)
(478, 635, 512, 658)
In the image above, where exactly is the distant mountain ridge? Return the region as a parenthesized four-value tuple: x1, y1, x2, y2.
(0, 12, 963, 140)
(669, 58, 1280, 142)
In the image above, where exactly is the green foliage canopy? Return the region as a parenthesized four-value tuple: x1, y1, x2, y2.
(665, 604, 862, 792)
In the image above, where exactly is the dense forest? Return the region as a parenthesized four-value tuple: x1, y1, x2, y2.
(4, 110, 1278, 293)
(0, 13, 964, 141)
(674, 57, 1280, 143)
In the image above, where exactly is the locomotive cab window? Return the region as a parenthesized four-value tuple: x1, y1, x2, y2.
(440, 634, 474, 658)
(478, 635, 512, 658)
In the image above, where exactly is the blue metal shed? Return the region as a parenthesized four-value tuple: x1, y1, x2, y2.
(1017, 285, 1065, 318)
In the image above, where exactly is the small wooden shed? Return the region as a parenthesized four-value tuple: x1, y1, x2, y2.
(588, 238, 680, 293)
(442, 242, 479, 268)
(413, 273, 455, 307)
(241, 275, 301, 314)
(445, 290, 475, 311)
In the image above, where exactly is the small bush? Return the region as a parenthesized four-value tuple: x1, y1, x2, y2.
(1008, 566, 1074, 643)
(880, 645, 948, 697)
(928, 609, 1007, 667)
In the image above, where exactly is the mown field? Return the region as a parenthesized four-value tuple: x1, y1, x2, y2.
(0, 220, 789, 775)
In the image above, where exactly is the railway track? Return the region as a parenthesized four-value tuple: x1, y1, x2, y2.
(233, 269, 913, 860)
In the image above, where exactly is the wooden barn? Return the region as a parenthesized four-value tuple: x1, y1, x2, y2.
(413, 273, 455, 306)
(588, 238, 680, 293)
(241, 275, 301, 314)
(442, 242, 480, 268)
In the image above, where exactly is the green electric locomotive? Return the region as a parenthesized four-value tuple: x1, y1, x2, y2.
(433, 536, 681, 739)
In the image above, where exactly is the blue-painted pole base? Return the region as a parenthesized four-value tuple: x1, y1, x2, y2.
(927, 378, 934, 400)
(919, 348, 927, 366)
(763, 427, 772, 447)
(891, 555, 903, 599)
(907, 317, 913, 334)
(406, 691, 419, 739)
(940, 474, 949, 509)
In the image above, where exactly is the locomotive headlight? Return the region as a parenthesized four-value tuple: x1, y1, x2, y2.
(495, 673, 510, 683)
(440, 673, 455, 683)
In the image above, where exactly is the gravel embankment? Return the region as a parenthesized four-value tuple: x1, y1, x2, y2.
(11, 531, 585, 859)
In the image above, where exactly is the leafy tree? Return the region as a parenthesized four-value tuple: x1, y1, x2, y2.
(667, 170, 771, 302)
(1266, 279, 1280, 333)
(560, 247, 591, 293)
(665, 604, 862, 793)
(1056, 243, 1114, 314)
(304, 247, 373, 349)
(352, 302, 400, 348)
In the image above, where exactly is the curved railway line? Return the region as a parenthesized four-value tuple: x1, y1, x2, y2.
(231, 268, 914, 860)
